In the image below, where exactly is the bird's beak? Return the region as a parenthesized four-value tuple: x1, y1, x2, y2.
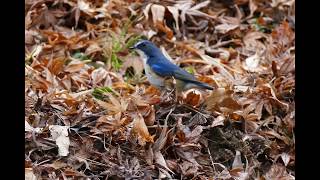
(129, 45, 136, 50)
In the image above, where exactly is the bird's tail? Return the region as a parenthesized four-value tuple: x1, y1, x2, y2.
(194, 81, 214, 90)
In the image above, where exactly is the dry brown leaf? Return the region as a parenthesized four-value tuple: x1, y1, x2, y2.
(272, 21, 295, 45)
(64, 60, 85, 73)
(145, 145, 154, 166)
(199, 54, 235, 83)
(154, 151, 174, 175)
(263, 130, 290, 144)
(144, 105, 155, 126)
(25, 120, 42, 133)
(215, 24, 239, 34)
(150, 4, 165, 25)
(206, 88, 240, 112)
(25, 168, 37, 180)
(178, 0, 215, 24)
(185, 91, 201, 107)
(122, 56, 144, 76)
(205, 88, 227, 108)
(85, 42, 102, 55)
(167, 6, 180, 31)
(95, 93, 128, 114)
(243, 31, 268, 56)
(95, 113, 129, 134)
(264, 83, 289, 111)
(281, 152, 291, 167)
(47, 57, 65, 75)
(279, 57, 295, 75)
(248, 0, 257, 19)
(179, 160, 199, 177)
(155, 21, 174, 40)
(211, 115, 225, 127)
(243, 54, 262, 72)
(264, 163, 294, 180)
(255, 100, 265, 120)
(185, 126, 203, 143)
(132, 115, 154, 146)
(232, 150, 243, 170)
(244, 119, 259, 133)
(91, 67, 107, 85)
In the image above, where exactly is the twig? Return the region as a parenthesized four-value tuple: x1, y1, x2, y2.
(207, 147, 216, 173)
(180, 104, 210, 118)
(75, 155, 109, 167)
(210, 39, 238, 49)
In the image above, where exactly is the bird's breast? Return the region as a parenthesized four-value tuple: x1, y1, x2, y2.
(144, 62, 165, 88)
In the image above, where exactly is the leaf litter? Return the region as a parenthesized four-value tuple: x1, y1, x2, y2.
(25, 0, 295, 179)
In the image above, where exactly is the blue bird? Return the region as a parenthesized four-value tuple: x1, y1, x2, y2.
(131, 40, 213, 93)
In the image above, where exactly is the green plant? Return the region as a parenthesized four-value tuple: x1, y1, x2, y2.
(92, 86, 116, 100)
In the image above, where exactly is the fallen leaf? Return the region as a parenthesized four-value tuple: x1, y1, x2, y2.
(185, 126, 203, 143)
(85, 42, 102, 55)
(199, 54, 235, 83)
(185, 91, 201, 107)
(91, 67, 107, 85)
(232, 151, 243, 169)
(206, 88, 240, 112)
(264, 163, 295, 180)
(243, 53, 262, 72)
(95, 93, 128, 114)
(132, 115, 154, 146)
(154, 151, 174, 174)
(25, 168, 37, 180)
(211, 115, 225, 127)
(281, 152, 290, 167)
(25, 120, 42, 133)
(49, 125, 70, 156)
(47, 57, 65, 75)
(248, 0, 257, 19)
(167, 6, 180, 31)
(179, 160, 199, 176)
(64, 60, 85, 73)
(155, 21, 174, 40)
(215, 24, 239, 34)
(144, 105, 155, 126)
(150, 4, 165, 25)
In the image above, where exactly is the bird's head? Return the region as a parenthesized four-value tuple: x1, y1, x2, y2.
(131, 40, 161, 58)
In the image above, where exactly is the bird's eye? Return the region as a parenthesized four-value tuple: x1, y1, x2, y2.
(141, 44, 146, 47)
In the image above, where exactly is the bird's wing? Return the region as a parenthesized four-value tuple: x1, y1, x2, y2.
(150, 58, 213, 90)
(150, 60, 198, 83)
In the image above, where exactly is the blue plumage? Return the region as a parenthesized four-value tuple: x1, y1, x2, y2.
(132, 40, 213, 91)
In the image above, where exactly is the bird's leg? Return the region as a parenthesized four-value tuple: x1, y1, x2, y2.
(175, 89, 179, 103)
(159, 77, 174, 102)
(174, 79, 186, 104)
(175, 87, 186, 104)
(160, 87, 175, 103)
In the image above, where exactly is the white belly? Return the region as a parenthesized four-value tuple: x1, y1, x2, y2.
(144, 63, 164, 88)
(136, 49, 164, 88)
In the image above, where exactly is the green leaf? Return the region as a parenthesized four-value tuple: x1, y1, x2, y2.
(111, 53, 122, 71)
(72, 52, 90, 61)
(184, 66, 195, 75)
(92, 87, 114, 100)
(112, 40, 122, 53)
(125, 35, 144, 49)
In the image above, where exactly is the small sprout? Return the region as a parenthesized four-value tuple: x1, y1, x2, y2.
(72, 52, 90, 61)
(92, 86, 115, 100)
(111, 53, 122, 71)
(184, 66, 196, 75)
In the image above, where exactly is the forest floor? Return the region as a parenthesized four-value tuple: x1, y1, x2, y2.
(25, 0, 295, 179)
